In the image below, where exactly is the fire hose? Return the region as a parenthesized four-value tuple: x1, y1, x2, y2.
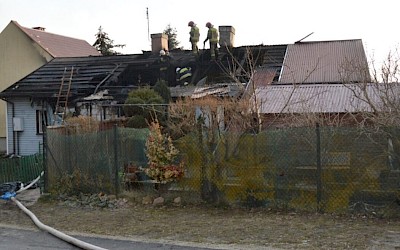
(1, 172, 107, 250)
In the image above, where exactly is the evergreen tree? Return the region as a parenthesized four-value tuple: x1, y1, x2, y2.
(163, 24, 180, 50)
(93, 26, 125, 55)
(153, 80, 171, 103)
(124, 88, 165, 128)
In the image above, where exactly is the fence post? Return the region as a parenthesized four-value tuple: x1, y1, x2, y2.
(113, 124, 119, 197)
(43, 126, 48, 193)
(197, 119, 208, 200)
(316, 123, 322, 212)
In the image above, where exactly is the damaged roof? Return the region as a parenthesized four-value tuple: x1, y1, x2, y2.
(0, 55, 141, 101)
(0, 44, 287, 102)
(0, 50, 199, 103)
(170, 83, 244, 99)
(0, 38, 370, 103)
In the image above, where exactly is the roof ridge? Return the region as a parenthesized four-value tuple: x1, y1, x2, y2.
(10, 20, 99, 58)
(294, 39, 362, 44)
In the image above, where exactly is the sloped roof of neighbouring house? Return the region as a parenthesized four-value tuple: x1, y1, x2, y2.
(12, 20, 100, 57)
(278, 39, 370, 84)
(256, 83, 400, 114)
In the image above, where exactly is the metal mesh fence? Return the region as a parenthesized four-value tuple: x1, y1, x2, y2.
(44, 125, 400, 213)
(45, 126, 149, 195)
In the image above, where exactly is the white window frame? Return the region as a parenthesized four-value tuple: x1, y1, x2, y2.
(36, 110, 48, 134)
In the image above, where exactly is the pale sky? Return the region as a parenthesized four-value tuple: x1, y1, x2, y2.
(1, 0, 399, 66)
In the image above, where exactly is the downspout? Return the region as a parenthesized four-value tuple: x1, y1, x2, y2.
(11, 100, 16, 155)
(2, 99, 16, 155)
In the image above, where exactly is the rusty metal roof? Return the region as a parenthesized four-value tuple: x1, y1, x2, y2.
(279, 39, 370, 84)
(256, 83, 400, 114)
(253, 68, 276, 87)
(14, 21, 100, 57)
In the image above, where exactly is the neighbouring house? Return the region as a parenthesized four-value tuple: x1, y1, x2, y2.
(255, 83, 400, 127)
(251, 39, 375, 128)
(0, 23, 373, 156)
(278, 39, 370, 84)
(0, 20, 100, 152)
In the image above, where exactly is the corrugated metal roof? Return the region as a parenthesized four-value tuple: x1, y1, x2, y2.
(14, 21, 100, 57)
(256, 83, 400, 114)
(279, 39, 370, 84)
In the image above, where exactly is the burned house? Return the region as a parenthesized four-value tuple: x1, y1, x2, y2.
(0, 21, 372, 155)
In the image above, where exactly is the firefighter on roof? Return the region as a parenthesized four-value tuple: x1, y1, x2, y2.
(188, 21, 200, 55)
(203, 22, 219, 60)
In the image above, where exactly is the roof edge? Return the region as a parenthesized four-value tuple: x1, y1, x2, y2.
(11, 20, 56, 57)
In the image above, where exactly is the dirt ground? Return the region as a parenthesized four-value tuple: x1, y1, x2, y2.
(1, 188, 400, 250)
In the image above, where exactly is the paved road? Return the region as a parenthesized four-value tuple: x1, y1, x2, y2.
(0, 226, 218, 250)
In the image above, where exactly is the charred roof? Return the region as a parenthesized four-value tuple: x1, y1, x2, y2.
(1, 39, 368, 103)
(0, 44, 288, 104)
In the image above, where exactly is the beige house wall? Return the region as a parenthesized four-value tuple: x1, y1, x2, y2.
(0, 21, 52, 152)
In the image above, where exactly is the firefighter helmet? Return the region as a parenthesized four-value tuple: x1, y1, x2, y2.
(206, 22, 212, 28)
(188, 21, 194, 27)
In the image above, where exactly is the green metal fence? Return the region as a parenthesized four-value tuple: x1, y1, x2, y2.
(45, 126, 149, 195)
(44, 125, 400, 214)
(0, 154, 44, 184)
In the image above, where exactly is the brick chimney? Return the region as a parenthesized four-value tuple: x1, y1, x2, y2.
(151, 33, 168, 54)
(218, 26, 235, 48)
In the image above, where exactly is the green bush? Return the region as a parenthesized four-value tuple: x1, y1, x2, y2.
(123, 87, 165, 122)
(126, 115, 147, 128)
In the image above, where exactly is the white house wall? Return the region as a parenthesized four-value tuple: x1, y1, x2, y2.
(6, 98, 45, 155)
(0, 21, 50, 152)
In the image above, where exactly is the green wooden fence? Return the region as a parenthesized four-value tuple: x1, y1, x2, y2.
(0, 154, 44, 184)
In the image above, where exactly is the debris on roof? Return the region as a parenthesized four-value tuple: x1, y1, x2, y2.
(83, 90, 113, 101)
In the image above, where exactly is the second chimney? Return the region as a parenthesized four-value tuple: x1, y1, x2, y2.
(32, 26, 46, 31)
(218, 26, 235, 48)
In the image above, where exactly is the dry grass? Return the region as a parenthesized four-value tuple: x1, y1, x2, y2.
(1, 189, 400, 249)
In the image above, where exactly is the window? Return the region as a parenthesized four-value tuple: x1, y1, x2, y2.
(36, 110, 48, 134)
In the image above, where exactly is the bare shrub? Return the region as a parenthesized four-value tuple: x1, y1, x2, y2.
(64, 115, 100, 134)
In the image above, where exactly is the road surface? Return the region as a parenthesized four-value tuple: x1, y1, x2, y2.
(0, 225, 219, 250)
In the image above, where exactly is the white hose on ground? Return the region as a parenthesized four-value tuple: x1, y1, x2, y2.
(17, 171, 44, 193)
(12, 172, 108, 250)
(11, 197, 108, 250)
